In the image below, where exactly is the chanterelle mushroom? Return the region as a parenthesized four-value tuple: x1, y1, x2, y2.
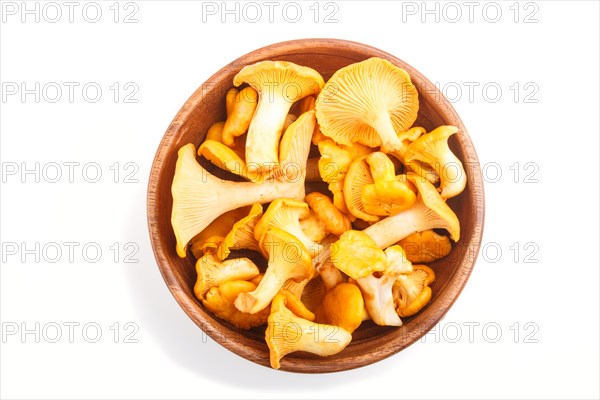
(266, 292, 351, 369)
(404, 125, 467, 199)
(362, 173, 460, 249)
(233, 61, 324, 174)
(361, 152, 417, 216)
(316, 57, 419, 153)
(393, 264, 435, 317)
(217, 203, 263, 261)
(222, 86, 258, 147)
(171, 141, 309, 258)
(234, 227, 314, 314)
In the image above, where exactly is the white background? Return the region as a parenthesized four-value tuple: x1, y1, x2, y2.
(1, 1, 599, 399)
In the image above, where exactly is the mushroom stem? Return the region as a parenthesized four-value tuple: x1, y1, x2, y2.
(362, 200, 438, 248)
(370, 114, 403, 153)
(245, 94, 292, 174)
(235, 273, 286, 314)
(171, 144, 305, 257)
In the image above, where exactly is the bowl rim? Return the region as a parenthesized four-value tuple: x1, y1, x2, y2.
(147, 38, 485, 373)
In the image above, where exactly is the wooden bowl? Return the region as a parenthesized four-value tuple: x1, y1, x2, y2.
(147, 39, 485, 373)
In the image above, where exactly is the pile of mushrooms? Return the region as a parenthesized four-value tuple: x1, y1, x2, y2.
(171, 58, 467, 369)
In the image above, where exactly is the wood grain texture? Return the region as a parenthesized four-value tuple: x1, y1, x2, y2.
(147, 39, 485, 373)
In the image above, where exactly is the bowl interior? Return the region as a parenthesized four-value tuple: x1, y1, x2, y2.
(147, 39, 484, 373)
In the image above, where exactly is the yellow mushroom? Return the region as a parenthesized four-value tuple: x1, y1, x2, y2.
(343, 156, 379, 222)
(216, 203, 263, 261)
(203, 121, 246, 160)
(398, 230, 452, 263)
(332, 230, 387, 279)
(315, 57, 419, 153)
(352, 245, 412, 326)
(225, 87, 238, 117)
(361, 173, 461, 249)
(361, 152, 417, 216)
(265, 293, 352, 369)
(203, 280, 270, 330)
(234, 227, 314, 314)
(197, 139, 247, 178)
(269, 110, 316, 183)
(253, 198, 322, 258)
(194, 253, 260, 299)
(206, 121, 226, 142)
(233, 61, 324, 174)
(300, 275, 328, 313)
(279, 288, 315, 321)
(305, 192, 352, 236)
(222, 87, 258, 147)
(317, 139, 372, 216)
(314, 282, 364, 333)
(404, 125, 467, 199)
(299, 210, 328, 243)
(393, 265, 435, 317)
(282, 278, 310, 300)
(189, 206, 251, 258)
(171, 138, 309, 257)
(384, 126, 439, 185)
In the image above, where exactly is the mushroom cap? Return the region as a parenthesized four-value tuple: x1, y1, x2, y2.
(193, 253, 260, 299)
(217, 203, 264, 261)
(259, 226, 314, 282)
(188, 206, 251, 259)
(397, 126, 426, 144)
(315, 282, 364, 334)
(299, 211, 328, 243)
(205, 121, 226, 142)
(384, 245, 413, 275)
(253, 198, 311, 255)
(300, 275, 328, 313)
(407, 173, 461, 242)
(361, 153, 417, 216)
(333, 230, 387, 279)
(343, 156, 380, 222)
(234, 61, 324, 103)
(305, 192, 352, 236)
(275, 109, 316, 182)
(202, 280, 270, 330)
(198, 139, 247, 178)
(393, 265, 435, 317)
(362, 176, 417, 217)
(316, 57, 419, 148)
(404, 125, 466, 199)
(222, 86, 258, 146)
(265, 292, 352, 369)
(279, 289, 315, 321)
(225, 88, 238, 117)
(398, 230, 452, 263)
